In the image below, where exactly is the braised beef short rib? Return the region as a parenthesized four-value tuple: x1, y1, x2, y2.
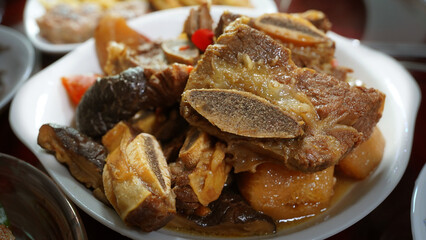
(181, 17, 385, 173)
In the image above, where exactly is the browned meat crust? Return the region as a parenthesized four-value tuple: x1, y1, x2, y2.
(182, 18, 385, 172)
(215, 11, 351, 81)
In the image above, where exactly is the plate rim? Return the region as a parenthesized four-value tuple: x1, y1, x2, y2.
(0, 25, 35, 111)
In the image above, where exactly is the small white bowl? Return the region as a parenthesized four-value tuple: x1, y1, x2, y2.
(0, 25, 35, 112)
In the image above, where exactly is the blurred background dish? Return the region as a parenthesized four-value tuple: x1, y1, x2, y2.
(411, 164, 426, 240)
(0, 25, 35, 113)
(23, 0, 278, 54)
(0, 153, 87, 240)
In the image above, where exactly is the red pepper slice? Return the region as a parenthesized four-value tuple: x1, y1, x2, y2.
(61, 74, 100, 105)
(186, 65, 194, 74)
(179, 45, 190, 51)
(331, 58, 339, 67)
(191, 29, 214, 52)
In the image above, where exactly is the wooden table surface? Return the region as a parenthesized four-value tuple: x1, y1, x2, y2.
(1, 0, 425, 239)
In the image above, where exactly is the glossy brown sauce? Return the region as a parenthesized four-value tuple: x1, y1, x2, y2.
(165, 129, 383, 237)
(274, 174, 357, 232)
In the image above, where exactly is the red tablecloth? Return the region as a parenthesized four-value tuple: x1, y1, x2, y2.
(1, 0, 425, 239)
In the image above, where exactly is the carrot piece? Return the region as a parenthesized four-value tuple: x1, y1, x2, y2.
(186, 65, 194, 74)
(61, 74, 99, 105)
(94, 15, 151, 70)
(179, 45, 190, 51)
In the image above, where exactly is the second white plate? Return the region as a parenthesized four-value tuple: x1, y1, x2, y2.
(23, 0, 278, 54)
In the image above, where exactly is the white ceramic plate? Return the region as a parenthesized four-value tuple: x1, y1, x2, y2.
(23, 0, 277, 54)
(411, 164, 426, 240)
(10, 6, 421, 240)
(0, 25, 35, 112)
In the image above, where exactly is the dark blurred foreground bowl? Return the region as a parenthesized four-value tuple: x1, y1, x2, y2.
(0, 153, 87, 240)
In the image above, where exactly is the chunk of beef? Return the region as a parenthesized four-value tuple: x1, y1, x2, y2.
(169, 160, 202, 216)
(252, 13, 337, 77)
(214, 11, 349, 81)
(102, 131, 176, 231)
(170, 128, 231, 214)
(181, 18, 385, 172)
(214, 11, 241, 38)
(293, 9, 332, 33)
(104, 41, 168, 76)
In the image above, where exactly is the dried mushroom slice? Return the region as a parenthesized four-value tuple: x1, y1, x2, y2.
(76, 67, 149, 138)
(37, 124, 106, 190)
(253, 12, 329, 46)
(188, 188, 276, 236)
(103, 133, 176, 231)
(182, 89, 303, 139)
(76, 64, 190, 138)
